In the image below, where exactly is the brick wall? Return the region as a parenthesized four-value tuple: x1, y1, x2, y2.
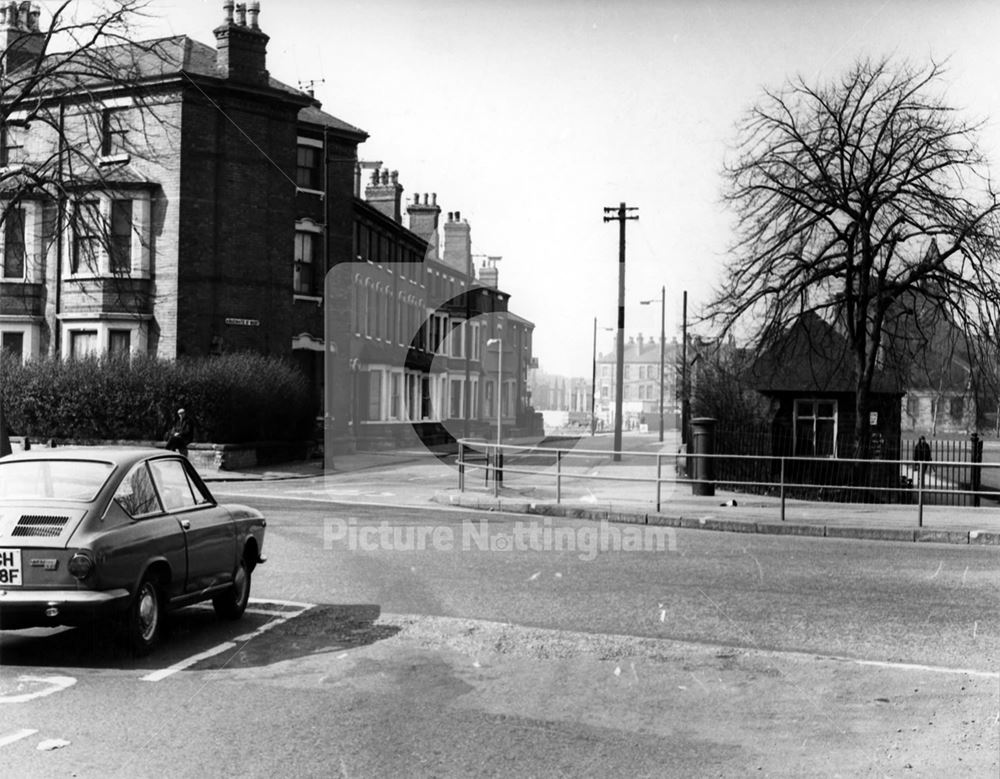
(177, 90, 301, 357)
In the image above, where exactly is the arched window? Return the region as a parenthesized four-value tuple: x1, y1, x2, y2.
(366, 281, 376, 336)
(396, 292, 406, 344)
(378, 285, 388, 339)
(353, 274, 365, 334)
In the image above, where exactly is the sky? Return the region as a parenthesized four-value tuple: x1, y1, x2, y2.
(131, 0, 1000, 378)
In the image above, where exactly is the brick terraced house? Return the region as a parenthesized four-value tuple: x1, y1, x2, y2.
(0, 0, 537, 451)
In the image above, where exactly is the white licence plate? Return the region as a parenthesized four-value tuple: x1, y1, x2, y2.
(0, 548, 22, 587)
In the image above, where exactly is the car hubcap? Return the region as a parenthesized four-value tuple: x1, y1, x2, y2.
(138, 585, 158, 640)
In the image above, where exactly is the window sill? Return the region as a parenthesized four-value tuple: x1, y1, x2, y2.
(65, 272, 148, 281)
(98, 153, 130, 166)
(293, 294, 323, 306)
(295, 187, 325, 198)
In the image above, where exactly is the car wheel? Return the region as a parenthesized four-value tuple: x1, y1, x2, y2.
(127, 573, 163, 656)
(213, 557, 251, 620)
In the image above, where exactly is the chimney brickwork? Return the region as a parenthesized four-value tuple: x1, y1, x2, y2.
(442, 211, 471, 276)
(214, 1, 270, 85)
(477, 255, 500, 289)
(406, 192, 441, 261)
(0, 2, 43, 76)
(364, 167, 403, 223)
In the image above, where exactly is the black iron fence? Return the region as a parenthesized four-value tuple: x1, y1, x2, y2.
(455, 437, 999, 525)
(712, 426, 985, 506)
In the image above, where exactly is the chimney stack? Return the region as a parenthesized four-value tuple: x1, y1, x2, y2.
(214, 0, 270, 85)
(477, 256, 501, 290)
(406, 192, 441, 259)
(0, 2, 43, 76)
(364, 167, 404, 223)
(442, 211, 472, 277)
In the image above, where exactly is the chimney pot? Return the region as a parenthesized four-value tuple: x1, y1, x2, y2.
(247, 0, 260, 29)
(222, 0, 234, 23)
(431, 193, 437, 205)
(447, 212, 454, 221)
(235, 2, 246, 26)
(455, 210, 461, 221)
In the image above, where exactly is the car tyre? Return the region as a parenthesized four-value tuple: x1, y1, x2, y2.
(213, 557, 251, 620)
(127, 573, 163, 656)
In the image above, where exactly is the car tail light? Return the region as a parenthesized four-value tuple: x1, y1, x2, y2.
(68, 553, 94, 581)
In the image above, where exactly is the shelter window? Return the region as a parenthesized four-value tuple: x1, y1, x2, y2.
(793, 399, 838, 457)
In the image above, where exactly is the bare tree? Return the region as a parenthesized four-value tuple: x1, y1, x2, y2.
(707, 57, 1000, 453)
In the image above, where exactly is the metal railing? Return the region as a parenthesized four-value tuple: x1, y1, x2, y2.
(455, 438, 1000, 527)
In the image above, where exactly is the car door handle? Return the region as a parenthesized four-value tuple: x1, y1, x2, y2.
(180, 519, 191, 531)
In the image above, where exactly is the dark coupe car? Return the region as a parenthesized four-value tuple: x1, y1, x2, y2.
(0, 447, 266, 654)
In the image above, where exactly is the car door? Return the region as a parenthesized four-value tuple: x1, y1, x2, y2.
(107, 461, 187, 599)
(147, 457, 235, 594)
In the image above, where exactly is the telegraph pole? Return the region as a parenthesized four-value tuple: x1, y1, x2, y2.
(603, 202, 638, 462)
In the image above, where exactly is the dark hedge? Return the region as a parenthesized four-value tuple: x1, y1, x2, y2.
(0, 352, 317, 444)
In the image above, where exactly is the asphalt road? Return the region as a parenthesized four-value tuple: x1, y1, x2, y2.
(1, 484, 997, 778)
(247, 498, 999, 670)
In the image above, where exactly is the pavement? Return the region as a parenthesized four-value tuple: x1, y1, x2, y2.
(197, 442, 1000, 547)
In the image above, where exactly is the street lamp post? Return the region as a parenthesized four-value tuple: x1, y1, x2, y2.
(681, 289, 689, 448)
(590, 318, 597, 437)
(640, 285, 666, 443)
(487, 337, 502, 494)
(591, 320, 615, 437)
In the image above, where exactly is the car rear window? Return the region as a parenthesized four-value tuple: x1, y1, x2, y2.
(0, 460, 115, 501)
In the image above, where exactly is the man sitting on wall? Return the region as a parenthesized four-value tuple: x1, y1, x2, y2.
(165, 408, 195, 457)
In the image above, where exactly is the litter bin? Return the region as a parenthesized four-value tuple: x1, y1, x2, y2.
(691, 417, 716, 497)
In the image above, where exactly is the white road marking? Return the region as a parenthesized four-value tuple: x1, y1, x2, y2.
(0, 675, 76, 704)
(242, 607, 297, 617)
(0, 729, 37, 747)
(851, 658, 999, 679)
(248, 598, 313, 609)
(142, 600, 314, 682)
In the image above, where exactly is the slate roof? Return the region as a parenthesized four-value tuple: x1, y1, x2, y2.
(749, 311, 905, 395)
(36, 35, 367, 139)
